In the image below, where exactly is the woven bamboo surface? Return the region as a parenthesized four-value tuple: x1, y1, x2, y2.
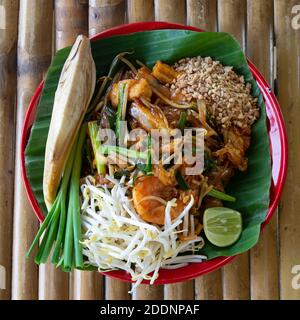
(0, 0, 299, 300)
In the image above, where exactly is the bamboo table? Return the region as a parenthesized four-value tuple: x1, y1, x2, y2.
(0, 0, 299, 300)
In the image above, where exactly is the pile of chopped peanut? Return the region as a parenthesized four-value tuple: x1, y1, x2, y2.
(169, 56, 259, 129)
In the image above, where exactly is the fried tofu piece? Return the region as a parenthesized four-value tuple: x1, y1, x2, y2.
(110, 79, 152, 107)
(152, 61, 178, 84)
(213, 127, 251, 171)
(130, 78, 152, 101)
(110, 79, 135, 107)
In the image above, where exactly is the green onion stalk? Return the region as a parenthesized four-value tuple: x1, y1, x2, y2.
(88, 121, 106, 175)
(115, 82, 128, 143)
(174, 169, 236, 202)
(145, 134, 152, 174)
(207, 188, 236, 202)
(99, 145, 148, 160)
(175, 170, 190, 191)
(27, 124, 87, 270)
(63, 123, 87, 269)
(177, 111, 187, 131)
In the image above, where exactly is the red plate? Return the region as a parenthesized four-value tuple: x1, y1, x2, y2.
(21, 22, 288, 285)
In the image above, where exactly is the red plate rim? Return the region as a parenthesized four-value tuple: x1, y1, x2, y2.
(20, 21, 288, 285)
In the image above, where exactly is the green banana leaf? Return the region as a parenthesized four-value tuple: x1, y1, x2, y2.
(25, 30, 271, 259)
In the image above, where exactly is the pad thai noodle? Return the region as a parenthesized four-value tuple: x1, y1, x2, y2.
(27, 36, 259, 292)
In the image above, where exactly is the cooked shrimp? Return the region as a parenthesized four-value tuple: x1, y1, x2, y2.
(128, 99, 169, 132)
(132, 176, 184, 225)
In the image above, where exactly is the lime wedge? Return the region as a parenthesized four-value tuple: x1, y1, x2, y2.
(203, 207, 242, 247)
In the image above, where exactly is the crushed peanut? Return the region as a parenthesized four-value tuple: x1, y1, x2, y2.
(168, 56, 260, 129)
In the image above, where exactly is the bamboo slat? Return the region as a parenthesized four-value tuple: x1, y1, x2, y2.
(105, 277, 130, 300)
(247, 0, 279, 300)
(153, 0, 194, 300)
(195, 270, 223, 300)
(12, 0, 53, 300)
(72, 270, 103, 300)
(154, 0, 186, 24)
(247, 0, 274, 81)
(30, 8, 64, 298)
(39, 0, 88, 301)
(89, 0, 127, 299)
(89, 0, 126, 36)
(218, 0, 250, 300)
(88, 0, 128, 300)
(186, 0, 222, 300)
(218, 0, 247, 48)
(53, 0, 103, 300)
(70, 270, 102, 300)
(127, 0, 154, 22)
(275, 0, 300, 300)
(0, 0, 18, 300)
(55, 0, 88, 49)
(35, 12, 61, 299)
(39, 262, 68, 300)
(165, 281, 194, 300)
(186, 0, 217, 31)
(222, 255, 250, 300)
(126, 0, 160, 300)
(134, 285, 164, 300)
